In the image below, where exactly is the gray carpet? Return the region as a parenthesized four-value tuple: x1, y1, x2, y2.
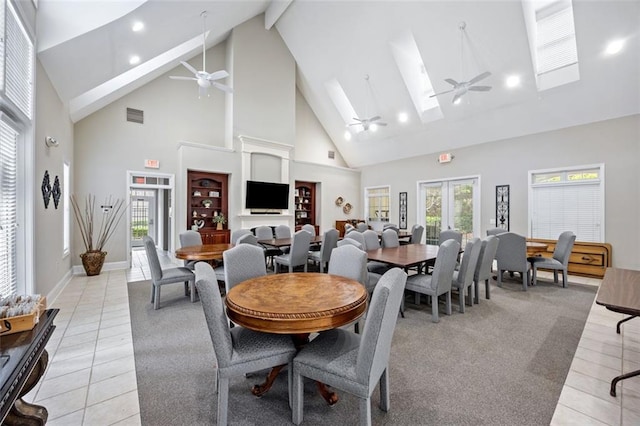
(128, 276, 596, 425)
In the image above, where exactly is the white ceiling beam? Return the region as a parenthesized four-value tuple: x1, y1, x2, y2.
(265, 0, 294, 30)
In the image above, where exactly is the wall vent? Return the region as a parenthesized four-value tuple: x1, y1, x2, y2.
(328, 150, 335, 159)
(126, 108, 144, 124)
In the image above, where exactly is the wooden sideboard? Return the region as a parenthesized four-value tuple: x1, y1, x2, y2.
(527, 238, 612, 278)
(335, 220, 365, 237)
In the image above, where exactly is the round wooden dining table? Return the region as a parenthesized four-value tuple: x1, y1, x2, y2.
(174, 243, 233, 261)
(225, 272, 368, 404)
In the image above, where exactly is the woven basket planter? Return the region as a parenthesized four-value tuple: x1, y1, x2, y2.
(80, 251, 107, 276)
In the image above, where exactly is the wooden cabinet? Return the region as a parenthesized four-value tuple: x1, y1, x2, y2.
(295, 181, 318, 233)
(187, 170, 230, 243)
(335, 219, 365, 237)
(528, 238, 612, 278)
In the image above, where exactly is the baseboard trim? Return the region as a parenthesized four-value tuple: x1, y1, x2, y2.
(46, 269, 73, 306)
(72, 260, 129, 276)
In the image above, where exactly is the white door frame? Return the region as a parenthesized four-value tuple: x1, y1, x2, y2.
(126, 171, 175, 267)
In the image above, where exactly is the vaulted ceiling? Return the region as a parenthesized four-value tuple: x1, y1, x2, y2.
(37, 0, 640, 168)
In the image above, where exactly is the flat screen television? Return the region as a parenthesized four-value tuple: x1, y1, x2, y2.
(245, 180, 289, 210)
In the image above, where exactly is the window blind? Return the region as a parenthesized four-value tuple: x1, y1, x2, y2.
(536, 5, 578, 75)
(5, 1, 33, 119)
(0, 116, 18, 297)
(531, 182, 601, 242)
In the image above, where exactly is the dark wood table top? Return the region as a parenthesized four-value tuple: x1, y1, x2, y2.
(377, 230, 412, 239)
(366, 244, 440, 268)
(225, 273, 367, 334)
(596, 268, 640, 316)
(175, 243, 234, 261)
(258, 235, 324, 248)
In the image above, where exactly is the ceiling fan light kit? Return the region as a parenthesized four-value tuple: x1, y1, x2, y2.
(169, 11, 233, 97)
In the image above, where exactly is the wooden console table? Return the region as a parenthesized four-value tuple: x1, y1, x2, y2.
(595, 268, 640, 396)
(0, 308, 58, 425)
(526, 238, 612, 278)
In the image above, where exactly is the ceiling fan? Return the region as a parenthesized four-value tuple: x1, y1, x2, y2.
(430, 22, 492, 104)
(169, 11, 233, 97)
(348, 75, 387, 131)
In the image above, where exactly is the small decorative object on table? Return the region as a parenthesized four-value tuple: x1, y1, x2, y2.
(202, 199, 212, 208)
(193, 190, 202, 197)
(0, 294, 46, 335)
(213, 213, 227, 230)
(71, 194, 127, 276)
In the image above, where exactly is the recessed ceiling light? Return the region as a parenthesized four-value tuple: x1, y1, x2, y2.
(605, 39, 625, 55)
(132, 21, 144, 32)
(370, 123, 378, 132)
(398, 112, 408, 123)
(453, 98, 462, 105)
(344, 131, 352, 141)
(129, 55, 141, 65)
(506, 75, 521, 88)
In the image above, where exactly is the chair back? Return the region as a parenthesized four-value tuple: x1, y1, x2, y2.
(328, 244, 367, 285)
(236, 233, 259, 246)
(474, 235, 499, 283)
(255, 225, 273, 240)
(456, 237, 482, 287)
(344, 223, 355, 234)
(356, 222, 368, 232)
(275, 224, 291, 239)
(381, 229, 399, 248)
(439, 229, 462, 246)
(410, 224, 424, 244)
(143, 236, 164, 282)
(301, 224, 316, 236)
(195, 262, 233, 367)
(223, 244, 266, 292)
(319, 228, 339, 264)
(495, 232, 527, 271)
(362, 230, 380, 250)
(486, 227, 505, 236)
(231, 229, 251, 244)
(356, 268, 407, 391)
(345, 231, 366, 248)
(337, 238, 363, 250)
(289, 230, 313, 267)
(179, 230, 203, 267)
(430, 239, 460, 292)
(553, 231, 576, 265)
(383, 223, 399, 233)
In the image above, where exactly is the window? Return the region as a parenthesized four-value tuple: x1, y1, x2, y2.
(63, 162, 70, 255)
(0, 113, 18, 296)
(4, 0, 34, 119)
(529, 165, 604, 242)
(365, 186, 390, 222)
(535, 1, 578, 76)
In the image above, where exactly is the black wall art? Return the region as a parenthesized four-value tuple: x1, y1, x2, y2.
(496, 185, 510, 231)
(41, 171, 51, 209)
(399, 192, 407, 229)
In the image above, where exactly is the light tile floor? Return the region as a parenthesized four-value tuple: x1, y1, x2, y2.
(23, 250, 637, 425)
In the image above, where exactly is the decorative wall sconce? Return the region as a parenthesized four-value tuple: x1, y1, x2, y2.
(45, 136, 59, 147)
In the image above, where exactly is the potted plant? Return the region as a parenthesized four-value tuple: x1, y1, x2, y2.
(212, 213, 226, 230)
(71, 194, 127, 276)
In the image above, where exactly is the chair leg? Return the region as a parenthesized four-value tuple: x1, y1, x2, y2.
(431, 297, 440, 323)
(467, 285, 473, 306)
(288, 361, 293, 409)
(150, 283, 155, 303)
(380, 368, 390, 412)
(445, 292, 452, 316)
(554, 270, 559, 283)
(485, 279, 491, 300)
(319, 261, 324, 273)
(522, 270, 529, 291)
(531, 265, 537, 286)
(414, 292, 420, 305)
(474, 279, 479, 304)
(458, 288, 465, 314)
(154, 286, 161, 310)
(217, 377, 229, 426)
(359, 396, 372, 426)
(189, 280, 196, 303)
(292, 370, 304, 425)
(562, 270, 568, 288)
(497, 269, 503, 287)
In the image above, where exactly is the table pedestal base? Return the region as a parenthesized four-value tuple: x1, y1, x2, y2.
(4, 351, 49, 426)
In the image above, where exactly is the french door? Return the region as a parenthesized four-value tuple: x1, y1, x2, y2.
(418, 177, 479, 245)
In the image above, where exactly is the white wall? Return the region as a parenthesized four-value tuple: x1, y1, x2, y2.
(360, 115, 640, 270)
(35, 59, 74, 296)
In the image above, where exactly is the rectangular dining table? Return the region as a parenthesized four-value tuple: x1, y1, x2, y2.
(366, 243, 440, 271)
(257, 235, 324, 248)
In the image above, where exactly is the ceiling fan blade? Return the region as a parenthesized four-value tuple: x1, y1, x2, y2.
(468, 71, 491, 85)
(211, 82, 234, 94)
(206, 70, 229, 81)
(352, 117, 364, 122)
(429, 89, 454, 98)
(368, 116, 381, 122)
(376, 122, 388, 126)
(444, 78, 459, 86)
(180, 61, 199, 76)
(468, 85, 492, 92)
(169, 76, 197, 81)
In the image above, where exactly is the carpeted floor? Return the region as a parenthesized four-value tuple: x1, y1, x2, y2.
(128, 276, 596, 425)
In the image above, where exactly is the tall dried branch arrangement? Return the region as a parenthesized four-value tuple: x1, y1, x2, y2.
(71, 194, 127, 252)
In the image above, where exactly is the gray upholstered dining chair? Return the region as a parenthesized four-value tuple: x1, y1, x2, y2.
(236, 233, 259, 246)
(495, 232, 530, 291)
(274, 230, 312, 273)
(381, 229, 400, 248)
(223, 244, 266, 293)
(405, 239, 460, 322)
(143, 236, 195, 310)
(528, 231, 576, 287)
(451, 237, 482, 313)
(363, 230, 388, 274)
(179, 230, 202, 270)
(409, 224, 424, 244)
(230, 228, 252, 244)
(276, 224, 293, 254)
(383, 223, 399, 233)
(301, 224, 316, 236)
(344, 223, 355, 234)
(308, 228, 339, 273)
(345, 230, 366, 248)
(195, 262, 297, 426)
(337, 238, 363, 250)
(439, 229, 462, 246)
(291, 268, 407, 426)
(255, 225, 281, 267)
(486, 227, 506, 236)
(356, 222, 368, 232)
(473, 235, 499, 303)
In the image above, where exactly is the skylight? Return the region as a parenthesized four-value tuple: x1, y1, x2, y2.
(522, 0, 580, 91)
(324, 78, 362, 133)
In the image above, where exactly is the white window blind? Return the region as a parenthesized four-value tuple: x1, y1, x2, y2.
(0, 115, 18, 297)
(531, 182, 602, 242)
(5, 1, 33, 119)
(536, 3, 578, 75)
